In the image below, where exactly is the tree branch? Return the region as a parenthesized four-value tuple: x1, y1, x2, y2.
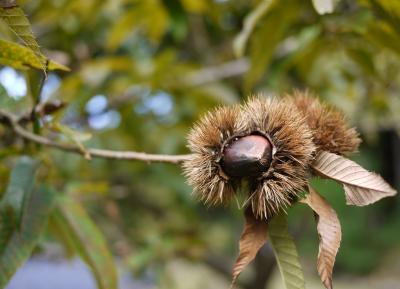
(0, 109, 192, 164)
(185, 58, 249, 86)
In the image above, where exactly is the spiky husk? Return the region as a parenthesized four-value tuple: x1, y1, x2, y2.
(238, 97, 316, 218)
(291, 92, 361, 155)
(183, 96, 316, 219)
(183, 105, 240, 206)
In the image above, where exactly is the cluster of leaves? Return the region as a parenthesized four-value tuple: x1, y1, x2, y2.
(232, 150, 396, 289)
(0, 0, 400, 289)
(0, 1, 118, 288)
(0, 157, 117, 289)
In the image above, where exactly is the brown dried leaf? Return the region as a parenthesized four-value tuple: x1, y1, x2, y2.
(312, 151, 397, 206)
(231, 208, 267, 287)
(301, 186, 341, 289)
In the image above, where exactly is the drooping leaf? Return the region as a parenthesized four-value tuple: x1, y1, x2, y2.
(301, 186, 341, 289)
(269, 213, 305, 289)
(0, 3, 45, 69)
(312, 151, 397, 206)
(0, 185, 56, 288)
(0, 38, 70, 71)
(233, 0, 274, 58)
(52, 195, 118, 289)
(0, 156, 39, 227)
(311, 0, 337, 15)
(47, 213, 76, 258)
(231, 208, 268, 287)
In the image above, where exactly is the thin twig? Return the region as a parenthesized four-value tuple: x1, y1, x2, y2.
(0, 109, 192, 164)
(185, 58, 249, 86)
(106, 58, 250, 110)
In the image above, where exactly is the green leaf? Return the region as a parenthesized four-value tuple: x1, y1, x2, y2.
(346, 48, 376, 76)
(368, 0, 400, 36)
(268, 25, 321, 86)
(47, 213, 76, 258)
(0, 208, 15, 255)
(366, 21, 400, 56)
(0, 156, 39, 227)
(233, 0, 275, 58)
(0, 38, 70, 71)
(311, 0, 337, 15)
(0, 185, 56, 288)
(244, 0, 300, 90)
(106, 1, 168, 51)
(0, 4, 45, 70)
(51, 195, 118, 289)
(269, 213, 305, 289)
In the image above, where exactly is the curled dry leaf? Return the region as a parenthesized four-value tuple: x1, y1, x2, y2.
(301, 186, 341, 289)
(231, 208, 267, 288)
(312, 151, 397, 206)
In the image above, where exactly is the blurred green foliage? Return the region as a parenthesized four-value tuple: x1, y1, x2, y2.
(0, 0, 400, 288)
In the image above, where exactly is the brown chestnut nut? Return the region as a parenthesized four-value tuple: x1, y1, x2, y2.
(221, 135, 272, 178)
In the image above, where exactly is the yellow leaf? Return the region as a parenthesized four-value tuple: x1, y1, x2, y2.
(181, 0, 208, 13)
(0, 38, 70, 71)
(0, 5, 44, 70)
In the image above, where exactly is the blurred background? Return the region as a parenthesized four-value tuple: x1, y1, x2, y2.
(1, 0, 400, 289)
